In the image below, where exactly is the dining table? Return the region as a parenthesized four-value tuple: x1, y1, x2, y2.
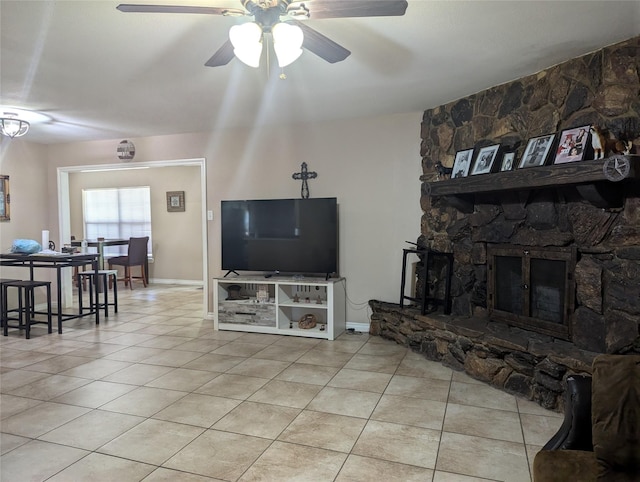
(70, 238, 129, 269)
(0, 251, 100, 333)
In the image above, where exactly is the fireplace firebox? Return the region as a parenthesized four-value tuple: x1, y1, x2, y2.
(487, 245, 577, 340)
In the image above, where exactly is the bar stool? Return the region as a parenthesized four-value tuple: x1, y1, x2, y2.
(0, 278, 20, 330)
(2, 280, 52, 339)
(77, 269, 118, 321)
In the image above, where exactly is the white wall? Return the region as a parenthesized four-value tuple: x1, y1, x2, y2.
(0, 139, 52, 291)
(42, 111, 423, 325)
(0, 140, 48, 253)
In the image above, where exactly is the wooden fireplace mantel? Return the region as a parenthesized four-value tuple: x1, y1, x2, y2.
(422, 155, 639, 212)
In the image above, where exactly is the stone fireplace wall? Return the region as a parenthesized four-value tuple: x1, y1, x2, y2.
(419, 36, 640, 353)
(369, 36, 640, 410)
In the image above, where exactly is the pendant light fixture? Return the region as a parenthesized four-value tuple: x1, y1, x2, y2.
(0, 112, 30, 138)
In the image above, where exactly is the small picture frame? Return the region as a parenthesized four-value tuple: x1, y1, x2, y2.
(500, 152, 516, 172)
(554, 125, 590, 164)
(471, 144, 501, 175)
(166, 191, 185, 212)
(518, 134, 556, 169)
(452, 148, 474, 178)
(0, 175, 9, 222)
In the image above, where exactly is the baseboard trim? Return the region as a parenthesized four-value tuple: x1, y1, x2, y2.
(149, 279, 203, 286)
(346, 322, 370, 334)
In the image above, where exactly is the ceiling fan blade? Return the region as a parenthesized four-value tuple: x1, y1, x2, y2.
(116, 4, 246, 16)
(292, 21, 350, 63)
(294, 0, 408, 19)
(205, 40, 235, 67)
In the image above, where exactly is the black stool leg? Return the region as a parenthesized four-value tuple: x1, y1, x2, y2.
(0, 284, 5, 331)
(112, 273, 118, 314)
(77, 272, 84, 315)
(45, 283, 52, 334)
(2, 285, 8, 336)
(25, 286, 32, 339)
(88, 274, 94, 315)
(93, 273, 99, 325)
(17, 288, 24, 331)
(101, 273, 108, 317)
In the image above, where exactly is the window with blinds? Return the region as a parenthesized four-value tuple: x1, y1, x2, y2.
(82, 187, 152, 257)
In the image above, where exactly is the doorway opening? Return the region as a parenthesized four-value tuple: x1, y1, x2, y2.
(57, 158, 209, 316)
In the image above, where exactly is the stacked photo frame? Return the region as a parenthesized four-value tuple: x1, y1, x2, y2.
(450, 125, 594, 178)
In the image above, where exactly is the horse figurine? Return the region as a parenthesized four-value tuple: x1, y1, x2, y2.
(590, 125, 607, 160)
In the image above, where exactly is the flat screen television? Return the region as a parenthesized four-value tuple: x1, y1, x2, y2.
(221, 197, 338, 277)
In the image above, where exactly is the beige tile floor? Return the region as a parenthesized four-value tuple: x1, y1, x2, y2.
(0, 284, 562, 481)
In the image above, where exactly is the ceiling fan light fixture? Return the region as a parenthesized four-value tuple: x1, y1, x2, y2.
(230, 22, 263, 67)
(0, 113, 30, 138)
(272, 22, 303, 67)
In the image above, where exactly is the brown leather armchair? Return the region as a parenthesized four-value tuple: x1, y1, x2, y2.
(533, 354, 640, 481)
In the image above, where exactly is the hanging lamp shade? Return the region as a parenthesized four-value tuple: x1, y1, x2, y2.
(229, 22, 263, 68)
(272, 22, 303, 67)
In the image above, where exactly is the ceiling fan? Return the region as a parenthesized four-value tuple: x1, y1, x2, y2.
(116, 0, 408, 68)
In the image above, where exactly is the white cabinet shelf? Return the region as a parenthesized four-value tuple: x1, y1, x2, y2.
(213, 277, 346, 340)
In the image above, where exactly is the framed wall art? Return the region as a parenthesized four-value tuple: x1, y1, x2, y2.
(554, 125, 590, 164)
(166, 191, 185, 212)
(500, 152, 516, 171)
(452, 148, 474, 178)
(518, 134, 556, 169)
(471, 144, 501, 175)
(0, 175, 9, 221)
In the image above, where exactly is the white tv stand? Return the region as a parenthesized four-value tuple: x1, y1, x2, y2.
(213, 276, 346, 340)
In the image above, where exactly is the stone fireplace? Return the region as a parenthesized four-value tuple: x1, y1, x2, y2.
(370, 36, 640, 410)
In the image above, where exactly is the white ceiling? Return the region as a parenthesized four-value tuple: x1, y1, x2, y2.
(1, 0, 639, 145)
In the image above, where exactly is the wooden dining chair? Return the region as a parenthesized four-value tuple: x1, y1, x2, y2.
(108, 236, 149, 289)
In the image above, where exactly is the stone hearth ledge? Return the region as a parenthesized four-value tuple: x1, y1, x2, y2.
(369, 300, 604, 411)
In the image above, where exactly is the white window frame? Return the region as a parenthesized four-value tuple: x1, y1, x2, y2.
(82, 186, 152, 258)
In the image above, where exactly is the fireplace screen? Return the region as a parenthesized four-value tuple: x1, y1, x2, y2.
(530, 258, 566, 323)
(494, 256, 523, 315)
(488, 245, 576, 339)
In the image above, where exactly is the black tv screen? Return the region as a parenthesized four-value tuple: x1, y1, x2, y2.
(221, 197, 338, 276)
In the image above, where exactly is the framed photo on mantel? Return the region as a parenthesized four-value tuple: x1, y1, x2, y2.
(452, 148, 474, 178)
(554, 125, 590, 164)
(518, 133, 556, 169)
(471, 144, 501, 175)
(500, 152, 516, 171)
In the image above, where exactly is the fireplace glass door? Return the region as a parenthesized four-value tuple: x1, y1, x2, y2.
(488, 245, 576, 339)
(494, 255, 523, 315)
(530, 258, 566, 323)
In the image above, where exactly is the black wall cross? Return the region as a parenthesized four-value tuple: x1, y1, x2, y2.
(291, 162, 317, 199)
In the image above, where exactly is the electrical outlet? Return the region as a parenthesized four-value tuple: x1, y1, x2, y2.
(207, 210, 213, 221)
